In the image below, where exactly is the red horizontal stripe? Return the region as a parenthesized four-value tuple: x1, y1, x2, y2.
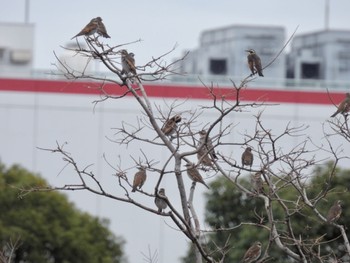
(0, 78, 345, 105)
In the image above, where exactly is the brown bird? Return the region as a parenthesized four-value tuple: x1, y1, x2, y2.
(326, 200, 342, 223)
(161, 114, 182, 136)
(154, 188, 168, 213)
(131, 167, 147, 192)
(241, 241, 262, 263)
(120, 49, 137, 75)
(197, 146, 214, 168)
(96, 17, 110, 38)
(330, 93, 350, 117)
(198, 130, 218, 160)
(71, 17, 110, 39)
(242, 147, 253, 168)
(251, 172, 263, 194)
(246, 49, 264, 77)
(120, 49, 140, 82)
(185, 162, 209, 189)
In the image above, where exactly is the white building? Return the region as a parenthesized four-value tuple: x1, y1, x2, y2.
(175, 25, 286, 86)
(0, 23, 34, 77)
(287, 30, 350, 82)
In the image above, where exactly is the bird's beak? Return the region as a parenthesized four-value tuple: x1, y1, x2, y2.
(245, 50, 250, 52)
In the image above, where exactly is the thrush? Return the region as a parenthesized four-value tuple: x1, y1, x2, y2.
(131, 167, 147, 192)
(154, 188, 168, 213)
(71, 17, 110, 39)
(246, 49, 264, 77)
(120, 49, 137, 75)
(241, 241, 262, 263)
(330, 93, 350, 117)
(251, 172, 263, 194)
(185, 162, 209, 189)
(242, 147, 253, 168)
(161, 114, 182, 136)
(197, 146, 214, 168)
(96, 17, 110, 38)
(326, 200, 342, 223)
(198, 130, 218, 160)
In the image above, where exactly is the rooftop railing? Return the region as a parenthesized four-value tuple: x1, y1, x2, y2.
(1, 69, 349, 92)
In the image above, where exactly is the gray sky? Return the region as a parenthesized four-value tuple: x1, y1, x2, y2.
(1, 1, 350, 263)
(1, 0, 350, 70)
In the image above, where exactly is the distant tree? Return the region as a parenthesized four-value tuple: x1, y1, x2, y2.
(0, 162, 125, 263)
(182, 162, 350, 262)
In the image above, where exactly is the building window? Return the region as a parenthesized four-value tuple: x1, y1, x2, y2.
(209, 59, 227, 75)
(339, 58, 350, 72)
(0, 48, 5, 61)
(301, 63, 320, 79)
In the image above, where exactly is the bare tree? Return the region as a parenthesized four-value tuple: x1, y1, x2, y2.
(0, 237, 21, 263)
(20, 30, 350, 263)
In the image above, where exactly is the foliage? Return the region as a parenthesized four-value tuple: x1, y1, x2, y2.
(181, 162, 350, 262)
(0, 162, 125, 263)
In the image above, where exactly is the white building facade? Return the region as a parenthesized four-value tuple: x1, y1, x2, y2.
(0, 23, 34, 77)
(176, 25, 286, 80)
(287, 30, 350, 82)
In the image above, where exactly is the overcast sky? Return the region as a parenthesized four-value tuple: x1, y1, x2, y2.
(1, 0, 350, 71)
(1, 1, 350, 263)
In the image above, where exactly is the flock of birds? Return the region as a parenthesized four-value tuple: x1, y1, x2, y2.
(71, 17, 347, 263)
(72, 17, 138, 82)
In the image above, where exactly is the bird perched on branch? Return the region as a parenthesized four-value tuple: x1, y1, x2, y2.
(197, 146, 214, 168)
(326, 200, 342, 223)
(120, 49, 140, 82)
(131, 167, 147, 192)
(161, 114, 182, 137)
(242, 147, 253, 168)
(251, 172, 263, 194)
(71, 17, 110, 39)
(185, 162, 209, 189)
(120, 49, 136, 75)
(198, 130, 218, 160)
(154, 188, 168, 213)
(330, 93, 350, 117)
(246, 49, 264, 77)
(241, 241, 262, 263)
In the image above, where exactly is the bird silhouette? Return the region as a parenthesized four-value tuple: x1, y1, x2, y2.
(242, 147, 253, 168)
(120, 49, 140, 82)
(161, 114, 182, 137)
(185, 162, 209, 189)
(326, 200, 342, 223)
(71, 17, 110, 39)
(330, 93, 350, 117)
(154, 188, 168, 213)
(120, 49, 137, 75)
(241, 241, 262, 263)
(197, 146, 214, 168)
(131, 167, 147, 192)
(246, 49, 264, 77)
(251, 172, 263, 194)
(198, 130, 218, 160)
